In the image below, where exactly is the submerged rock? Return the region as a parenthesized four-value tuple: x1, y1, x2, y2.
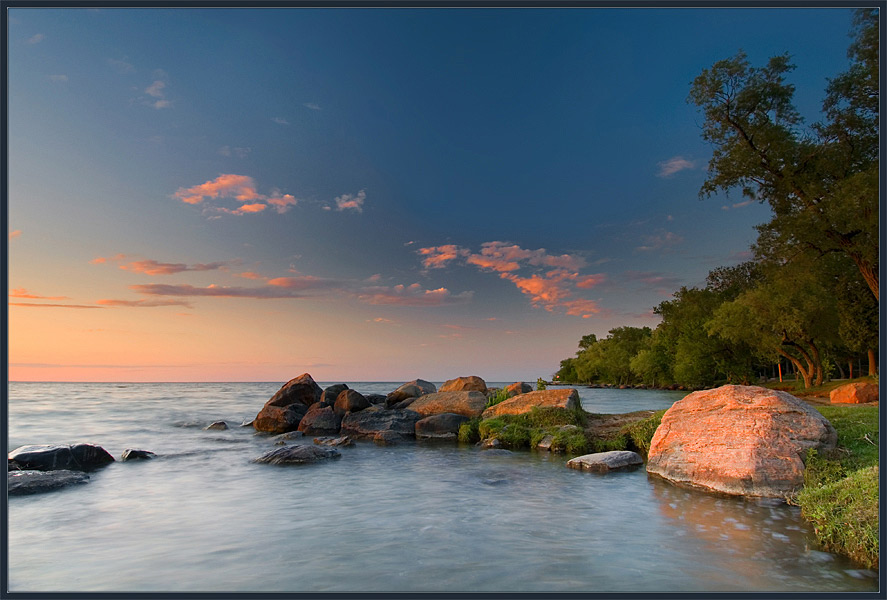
(204, 421, 228, 431)
(8, 443, 115, 472)
(373, 431, 404, 446)
(8, 470, 90, 495)
(567, 451, 643, 473)
(481, 388, 580, 418)
(314, 436, 353, 447)
(646, 385, 837, 498)
(252, 444, 341, 465)
(121, 449, 156, 461)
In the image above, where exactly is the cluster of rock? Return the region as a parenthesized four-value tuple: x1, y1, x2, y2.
(250, 374, 569, 450)
(829, 381, 878, 404)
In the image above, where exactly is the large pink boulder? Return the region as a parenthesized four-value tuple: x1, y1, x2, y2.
(646, 385, 837, 498)
(481, 388, 580, 419)
(830, 382, 878, 404)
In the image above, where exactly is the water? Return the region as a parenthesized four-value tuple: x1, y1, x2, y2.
(6, 382, 879, 593)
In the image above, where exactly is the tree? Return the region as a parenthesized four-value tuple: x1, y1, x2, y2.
(688, 8, 879, 300)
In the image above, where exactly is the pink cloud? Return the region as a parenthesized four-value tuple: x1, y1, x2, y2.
(267, 194, 298, 214)
(9, 288, 69, 300)
(10, 303, 102, 309)
(102, 257, 236, 276)
(236, 271, 265, 280)
(174, 174, 261, 206)
(576, 274, 607, 289)
(334, 189, 366, 212)
(418, 245, 470, 269)
(130, 283, 309, 300)
(96, 298, 193, 308)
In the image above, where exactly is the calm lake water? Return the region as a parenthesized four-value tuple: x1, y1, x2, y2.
(6, 382, 879, 593)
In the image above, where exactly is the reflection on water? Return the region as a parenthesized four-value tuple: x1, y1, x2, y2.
(6, 382, 879, 593)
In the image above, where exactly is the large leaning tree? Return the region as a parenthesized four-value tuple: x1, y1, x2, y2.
(688, 8, 879, 300)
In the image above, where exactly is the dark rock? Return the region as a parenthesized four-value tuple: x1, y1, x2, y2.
(320, 384, 350, 407)
(8, 470, 90, 495)
(297, 404, 342, 436)
(8, 444, 115, 472)
(504, 381, 533, 398)
(204, 421, 228, 431)
(365, 393, 387, 405)
(415, 413, 470, 440)
(567, 451, 644, 473)
(480, 438, 502, 449)
(253, 403, 309, 435)
(314, 436, 353, 447)
(274, 431, 304, 441)
(391, 397, 419, 410)
(334, 389, 371, 416)
(341, 409, 421, 440)
(252, 444, 341, 465)
(385, 379, 437, 407)
(266, 373, 323, 408)
(121, 449, 156, 461)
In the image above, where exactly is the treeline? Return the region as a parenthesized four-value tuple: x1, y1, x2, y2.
(557, 10, 879, 390)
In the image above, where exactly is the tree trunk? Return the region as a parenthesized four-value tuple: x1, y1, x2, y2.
(849, 361, 854, 379)
(835, 360, 846, 380)
(780, 349, 813, 388)
(868, 348, 877, 376)
(808, 340, 824, 386)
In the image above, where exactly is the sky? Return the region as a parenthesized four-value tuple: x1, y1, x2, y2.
(6, 6, 863, 382)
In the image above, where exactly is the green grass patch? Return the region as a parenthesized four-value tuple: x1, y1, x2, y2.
(484, 388, 510, 409)
(475, 407, 590, 454)
(761, 375, 878, 398)
(792, 403, 879, 570)
(458, 417, 481, 444)
(796, 465, 879, 570)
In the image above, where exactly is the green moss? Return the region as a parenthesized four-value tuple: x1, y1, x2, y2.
(458, 417, 481, 444)
(476, 407, 590, 454)
(797, 465, 879, 570)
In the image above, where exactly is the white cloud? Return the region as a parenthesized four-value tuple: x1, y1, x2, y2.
(272, 117, 290, 125)
(49, 74, 68, 82)
(657, 156, 695, 178)
(27, 33, 44, 44)
(107, 58, 135, 74)
(334, 189, 366, 213)
(303, 103, 322, 111)
(145, 80, 166, 97)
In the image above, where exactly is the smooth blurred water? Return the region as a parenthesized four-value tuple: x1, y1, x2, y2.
(6, 382, 879, 593)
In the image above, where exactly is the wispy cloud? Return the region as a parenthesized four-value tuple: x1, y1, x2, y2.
(218, 146, 251, 158)
(357, 283, 473, 307)
(272, 117, 290, 125)
(334, 189, 366, 213)
(303, 103, 322, 111)
(93, 255, 239, 275)
(49, 74, 68, 82)
(657, 156, 695, 178)
(721, 200, 755, 211)
(130, 283, 310, 300)
(635, 230, 684, 253)
(144, 78, 170, 109)
(27, 33, 44, 44)
(623, 271, 683, 296)
(96, 298, 193, 308)
(10, 303, 103, 309)
(107, 57, 135, 74)
(9, 230, 22, 240)
(9, 288, 69, 300)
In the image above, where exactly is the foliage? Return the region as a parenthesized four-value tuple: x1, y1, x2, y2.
(536, 378, 547, 391)
(620, 410, 667, 458)
(476, 407, 589, 454)
(458, 417, 481, 444)
(484, 388, 510, 409)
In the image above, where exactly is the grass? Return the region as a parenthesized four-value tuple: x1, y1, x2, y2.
(463, 407, 590, 454)
(792, 404, 879, 570)
(761, 375, 878, 398)
(484, 388, 510, 409)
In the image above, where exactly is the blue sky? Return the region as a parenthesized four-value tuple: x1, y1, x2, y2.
(7, 6, 861, 381)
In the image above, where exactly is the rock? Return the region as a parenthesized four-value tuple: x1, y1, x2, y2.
(204, 421, 228, 431)
(391, 397, 419, 410)
(253, 403, 309, 435)
(252, 444, 341, 465)
(481, 388, 580, 419)
(334, 389, 371, 416)
(646, 385, 838, 498)
(505, 381, 533, 398)
(341, 409, 421, 440)
(8, 470, 90, 495)
(240, 420, 255, 428)
(440, 375, 487, 393)
(385, 379, 437, 407)
(320, 384, 349, 407)
(314, 436, 353, 447)
(373, 431, 404, 446)
(121, 449, 155, 461)
(480, 438, 502, 449)
(365, 393, 387, 405)
(274, 431, 304, 441)
(830, 382, 878, 404)
(297, 404, 342, 436)
(8, 444, 115, 472)
(415, 413, 470, 440)
(537, 435, 554, 451)
(408, 391, 487, 418)
(253, 373, 322, 433)
(266, 373, 323, 408)
(567, 451, 644, 473)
